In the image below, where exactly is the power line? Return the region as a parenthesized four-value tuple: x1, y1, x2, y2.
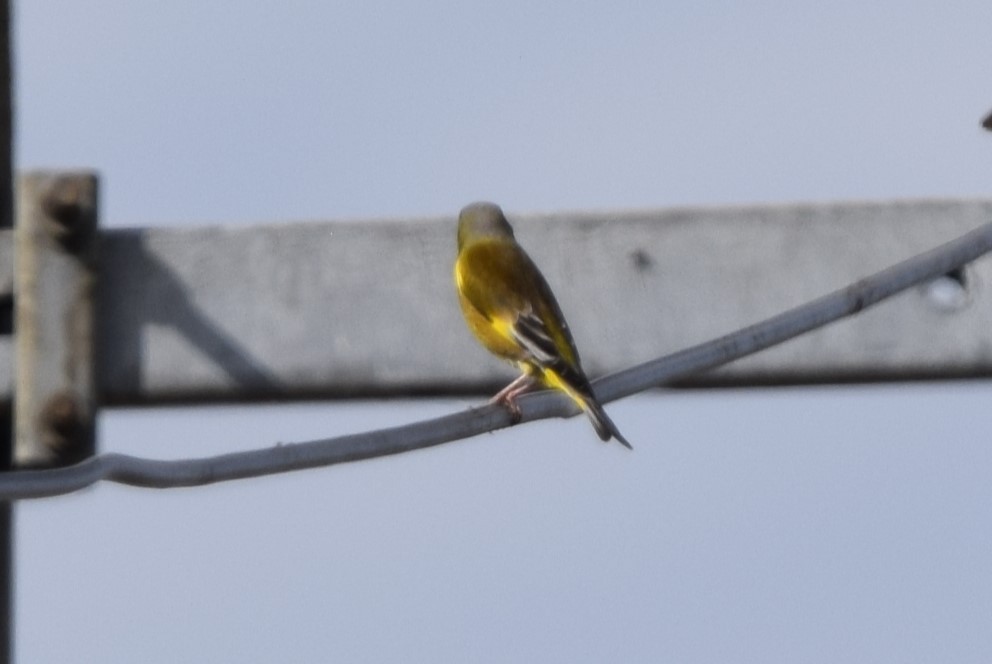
(2, 220, 991, 500)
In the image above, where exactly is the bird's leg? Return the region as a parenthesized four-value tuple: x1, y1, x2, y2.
(489, 373, 536, 423)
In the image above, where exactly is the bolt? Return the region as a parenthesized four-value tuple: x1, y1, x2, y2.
(37, 391, 93, 465)
(40, 391, 82, 442)
(630, 248, 654, 271)
(39, 175, 96, 252)
(42, 176, 85, 227)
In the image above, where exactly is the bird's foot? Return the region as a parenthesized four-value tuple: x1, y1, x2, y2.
(489, 374, 535, 424)
(491, 393, 523, 424)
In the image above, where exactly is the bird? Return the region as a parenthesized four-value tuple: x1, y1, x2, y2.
(454, 201, 632, 449)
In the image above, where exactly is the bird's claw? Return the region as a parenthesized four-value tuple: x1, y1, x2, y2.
(488, 373, 535, 425)
(489, 393, 523, 424)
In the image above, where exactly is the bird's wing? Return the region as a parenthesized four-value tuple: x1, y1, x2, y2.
(458, 240, 581, 363)
(511, 310, 562, 366)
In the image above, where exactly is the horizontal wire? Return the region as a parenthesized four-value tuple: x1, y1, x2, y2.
(3, 220, 992, 499)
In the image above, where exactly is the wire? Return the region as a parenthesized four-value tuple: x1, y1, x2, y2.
(3, 220, 992, 499)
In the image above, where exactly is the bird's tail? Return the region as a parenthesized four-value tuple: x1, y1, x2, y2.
(580, 397, 633, 450)
(542, 365, 633, 449)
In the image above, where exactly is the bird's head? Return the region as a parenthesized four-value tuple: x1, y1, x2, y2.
(457, 201, 515, 250)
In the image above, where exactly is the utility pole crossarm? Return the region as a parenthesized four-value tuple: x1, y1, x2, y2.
(0, 198, 989, 407)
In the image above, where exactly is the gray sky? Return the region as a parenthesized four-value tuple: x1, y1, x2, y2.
(14, 1, 992, 662)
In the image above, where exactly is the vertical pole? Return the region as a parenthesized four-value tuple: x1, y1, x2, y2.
(11, 166, 98, 660)
(0, 1, 12, 661)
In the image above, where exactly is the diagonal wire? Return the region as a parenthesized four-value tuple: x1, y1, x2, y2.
(3, 220, 992, 499)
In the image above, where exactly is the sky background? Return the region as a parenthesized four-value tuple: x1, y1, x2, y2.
(13, 1, 992, 662)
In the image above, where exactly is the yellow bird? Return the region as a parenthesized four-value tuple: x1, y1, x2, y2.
(455, 201, 632, 449)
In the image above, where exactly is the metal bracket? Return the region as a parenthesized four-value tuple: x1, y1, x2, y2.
(14, 172, 98, 467)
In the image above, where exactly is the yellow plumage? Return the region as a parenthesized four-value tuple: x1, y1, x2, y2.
(454, 201, 632, 449)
